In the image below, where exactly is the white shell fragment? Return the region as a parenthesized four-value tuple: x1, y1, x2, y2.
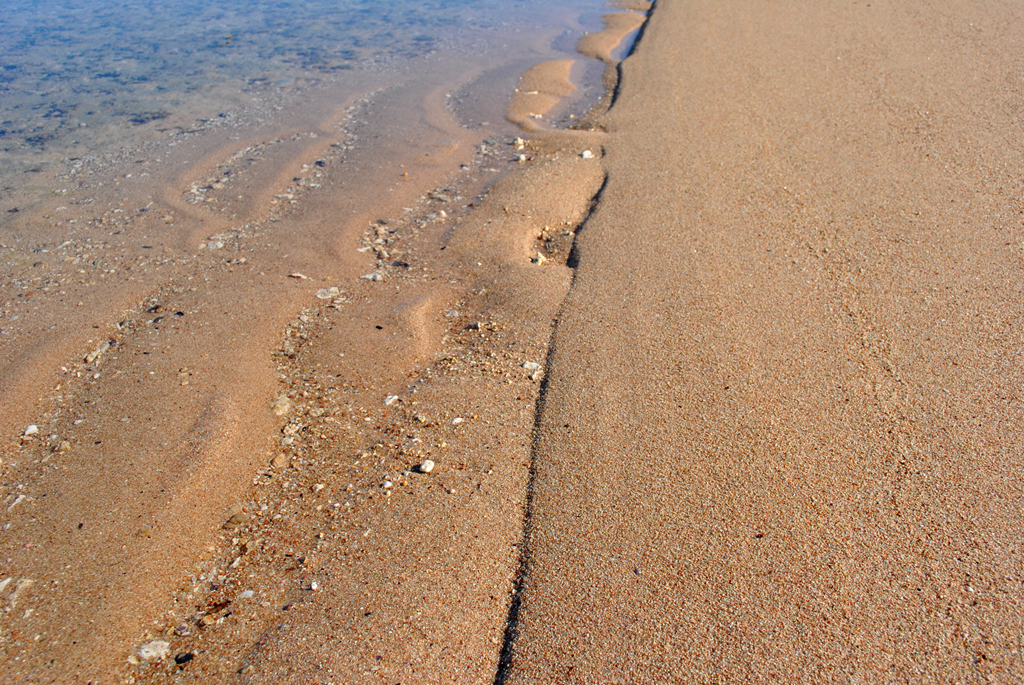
(9, 578, 33, 604)
(581, 149, 595, 159)
(316, 287, 340, 299)
(362, 273, 383, 281)
(138, 640, 171, 661)
(522, 362, 542, 371)
(271, 396, 293, 416)
(384, 395, 399, 406)
(85, 341, 110, 364)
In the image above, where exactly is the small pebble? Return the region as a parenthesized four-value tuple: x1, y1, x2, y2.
(361, 273, 383, 281)
(222, 512, 250, 531)
(271, 454, 290, 469)
(138, 640, 171, 661)
(174, 652, 194, 665)
(418, 460, 435, 474)
(24, 425, 39, 437)
(522, 361, 542, 371)
(85, 341, 110, 364)
(271, 396, 293, 416)
(384, 395, 399, 406)
(581, 149, 595, 159)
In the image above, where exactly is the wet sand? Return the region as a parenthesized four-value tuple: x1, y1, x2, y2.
(506, 60, 578, 131)
(576, 11, 646, 64)
(4, 0, 1023, 682)
(0, 3, 616, 679)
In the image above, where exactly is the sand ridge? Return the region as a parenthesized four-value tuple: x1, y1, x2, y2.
(223, 129, 608, 685)
(576, 11, 647, 64)
(506, 60, 578, 131)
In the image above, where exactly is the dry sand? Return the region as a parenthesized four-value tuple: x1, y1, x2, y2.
(500, 0, 1024, 682)
(3, 0, 1023, 682)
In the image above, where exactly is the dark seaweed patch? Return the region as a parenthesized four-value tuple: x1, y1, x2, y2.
(128, 111, 170, 125)
(25, 134, 54, 148)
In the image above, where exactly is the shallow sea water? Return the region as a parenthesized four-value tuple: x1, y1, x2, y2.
(0, 0, 604, 198)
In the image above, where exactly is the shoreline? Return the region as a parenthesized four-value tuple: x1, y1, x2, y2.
(12, 0, 1023, 681)
(0, 1, 648, 681)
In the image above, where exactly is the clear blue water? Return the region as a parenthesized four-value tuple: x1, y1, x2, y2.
(0, 0, 592, 167)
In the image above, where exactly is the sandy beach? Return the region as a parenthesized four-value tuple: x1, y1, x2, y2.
(1, 0, 1023, 682)
(501, 0, 1024, 682)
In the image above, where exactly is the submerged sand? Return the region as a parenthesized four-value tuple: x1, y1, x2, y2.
(3, 0, 1023, 682)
